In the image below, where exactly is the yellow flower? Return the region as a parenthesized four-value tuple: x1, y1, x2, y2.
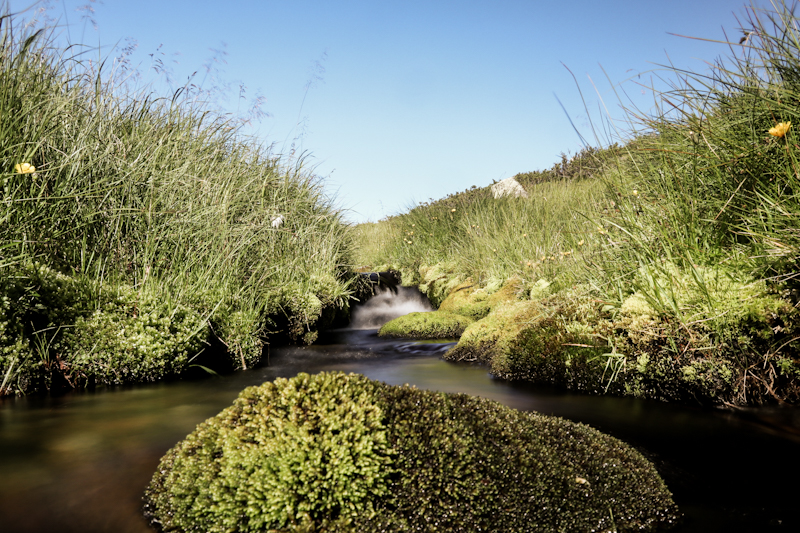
(451, 208, 456, 212)
(15, 162, 35, 174)
(523, 233, 528, 237)
(769, 122, 791, 138)
(578, 240, 585, 246)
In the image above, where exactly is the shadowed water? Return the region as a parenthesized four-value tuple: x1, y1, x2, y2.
(1, 291, 799, 532)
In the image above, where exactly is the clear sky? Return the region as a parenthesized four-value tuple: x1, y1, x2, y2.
(9, 0, 761, 222)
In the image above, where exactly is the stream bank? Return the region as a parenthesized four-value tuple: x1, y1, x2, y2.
(379, 270, 800, 407)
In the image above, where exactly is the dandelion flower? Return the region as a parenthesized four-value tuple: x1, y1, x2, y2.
(769, 122, 791, 137)
(15, 162, 35, 174)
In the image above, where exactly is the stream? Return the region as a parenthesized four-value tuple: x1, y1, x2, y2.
(1, 288, 799, 532)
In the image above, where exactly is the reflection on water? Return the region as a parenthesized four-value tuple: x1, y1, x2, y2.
(1, 327, 799, 532)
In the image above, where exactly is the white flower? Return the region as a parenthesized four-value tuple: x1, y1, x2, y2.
(271, 215, 284, 228)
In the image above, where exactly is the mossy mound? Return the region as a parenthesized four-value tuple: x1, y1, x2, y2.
(144, 372, 679, 533)
(437, 281, 492, 320)
(445, 277, 800, 405)
(415, 262, 464, 307)
(378, 311, 473, 339)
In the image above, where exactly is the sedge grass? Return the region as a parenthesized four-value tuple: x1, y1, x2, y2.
(0, 8, 355, 395)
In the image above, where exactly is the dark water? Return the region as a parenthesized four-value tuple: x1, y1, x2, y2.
(1, 327, 799, 532)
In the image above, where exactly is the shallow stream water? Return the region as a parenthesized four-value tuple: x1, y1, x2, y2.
(1, 289, 799, 532)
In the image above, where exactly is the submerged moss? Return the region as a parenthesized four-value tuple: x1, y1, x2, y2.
(378, 311, 473, 339)
(144, 372, 679, 533)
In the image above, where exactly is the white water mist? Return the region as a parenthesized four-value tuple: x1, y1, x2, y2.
(349, 286, 434, 329)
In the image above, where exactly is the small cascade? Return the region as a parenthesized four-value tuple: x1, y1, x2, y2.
(349, 286, 434, 329)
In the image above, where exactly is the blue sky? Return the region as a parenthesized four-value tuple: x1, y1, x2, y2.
(10, 0, 759, 222)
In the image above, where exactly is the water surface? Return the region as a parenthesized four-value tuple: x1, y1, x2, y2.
(1, 328, 799, 532)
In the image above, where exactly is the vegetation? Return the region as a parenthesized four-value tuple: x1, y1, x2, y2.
(378, 310, 472, 339)
(355, 1, 800, 406)
(0, 9, 364, 396)
(144, 371, 679, 532)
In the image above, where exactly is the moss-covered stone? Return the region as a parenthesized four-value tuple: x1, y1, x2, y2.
(144, 372, 680, 533)
(378, 310, 473, 339)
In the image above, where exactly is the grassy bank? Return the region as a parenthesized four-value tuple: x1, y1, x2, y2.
(0, 11, 365, 396)
(359, 1, 800, 406)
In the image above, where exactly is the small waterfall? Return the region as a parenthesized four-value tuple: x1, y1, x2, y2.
(349, 286, 434, 329)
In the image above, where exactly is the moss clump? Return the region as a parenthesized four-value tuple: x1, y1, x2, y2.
(144, 372, 679, 533)
(446, 289, 607, 391)
(437, 281, 491, 320)
(378, 311, 473, 339)
(416, 262, 463, 307)
(63, 286, 209, 386)
(144, 372, 394, 532)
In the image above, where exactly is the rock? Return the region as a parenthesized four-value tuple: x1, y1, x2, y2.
(491, 177, 528, 199)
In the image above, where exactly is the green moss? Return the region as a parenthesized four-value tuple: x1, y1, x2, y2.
(438, 281, 491, 320)
(416, 262, 463, 307)
(144, 372, 679, 533)
(528, 278, 552, 300)
(144, 372, 394, 532)
(378, 311, 473, 339)
(447, 300, 539, 366)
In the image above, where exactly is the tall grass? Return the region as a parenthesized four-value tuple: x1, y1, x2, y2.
(588, 1, 800, 311)
(0, 8, 355, 395)
(356, 1, 800, 403)
(354, 148, 611, 302)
